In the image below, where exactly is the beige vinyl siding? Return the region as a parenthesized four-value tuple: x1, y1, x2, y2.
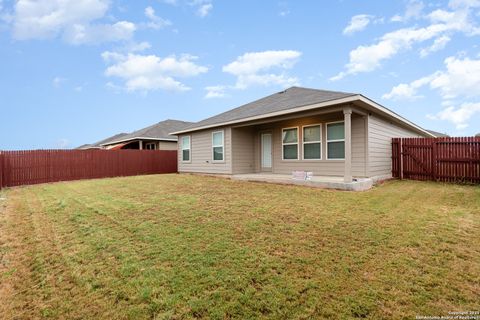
(158, 141, 177, 150)
(368, 114, 421, 177)
(231, 127, 255, 174)
(249, 114, 366, 177)
(178, 127, 232, 174)
(351, 116, 366, 177)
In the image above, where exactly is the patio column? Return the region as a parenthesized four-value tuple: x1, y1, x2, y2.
(139, 140, 143, 150)
(343, 107, 352, 183)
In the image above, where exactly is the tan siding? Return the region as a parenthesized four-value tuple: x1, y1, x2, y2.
(231, 127, 255, 174)
(158, 141, 177, 150)
(178, 127, 232, 174)
(351, 116, 366, 177)
(368, 114, 421, 177)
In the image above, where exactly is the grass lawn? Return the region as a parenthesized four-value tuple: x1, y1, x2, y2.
(0, 174, 479, 319)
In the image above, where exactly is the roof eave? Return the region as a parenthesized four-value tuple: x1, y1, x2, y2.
(100, 136, 178, 146)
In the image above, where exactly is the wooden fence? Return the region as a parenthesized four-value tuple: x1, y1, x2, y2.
(392, 137, 480, 184)
(0, 149, 177, 189)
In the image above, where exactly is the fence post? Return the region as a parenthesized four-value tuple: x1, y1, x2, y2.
(432, 140, 437, 181)
(399, 138, 403, 180)
(0, 151, 3, 190)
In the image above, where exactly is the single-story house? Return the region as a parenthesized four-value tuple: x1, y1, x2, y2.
(78, 119, 192, 150)
(77, 133, 128, 150)
(171, 86, 435, 188)
(426, 130, 449, 137)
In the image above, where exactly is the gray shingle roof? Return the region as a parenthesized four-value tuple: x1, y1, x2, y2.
(76, 133, 128, 149)
(426, 130, 450, 137)
(103, 119, 193, 145)
(177, 87, 357, 132)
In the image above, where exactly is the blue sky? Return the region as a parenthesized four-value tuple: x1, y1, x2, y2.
(1, 0, 479, 150)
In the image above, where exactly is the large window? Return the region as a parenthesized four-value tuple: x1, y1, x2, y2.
(327, 122, 345, 159)
(282, 127, 299, 160)
(181, 136, 190, 162)
(303, 125, 321, 160)
(212, 131, 224, 162)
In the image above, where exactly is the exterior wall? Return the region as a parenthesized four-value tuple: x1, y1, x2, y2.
(231, 112, 366, 177)
(158, 141, 177, 150)
(231, 127, 255, 174)
(178, 127, 232, 174)
(367, 114, 422, 177)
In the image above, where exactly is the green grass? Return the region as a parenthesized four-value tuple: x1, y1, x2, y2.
(0, 174, 479, 319)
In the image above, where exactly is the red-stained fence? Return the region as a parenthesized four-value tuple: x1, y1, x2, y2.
(392, 137, 480, 184)
(0, 149, 177, 189)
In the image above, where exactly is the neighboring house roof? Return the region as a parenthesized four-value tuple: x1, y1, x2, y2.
(101, 119, 193, 146)
(171, 86, 434, 137)
(76, 133, 128, 149)
(426, 130, 450, 137)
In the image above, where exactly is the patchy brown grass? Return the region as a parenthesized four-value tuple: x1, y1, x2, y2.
(0, 174, 479, 319)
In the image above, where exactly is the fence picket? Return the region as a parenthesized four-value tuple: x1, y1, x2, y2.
(393, 137, 480, 184)
(0, 150, 177, 189)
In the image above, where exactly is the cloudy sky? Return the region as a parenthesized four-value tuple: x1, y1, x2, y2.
(1, 0, 479, 149)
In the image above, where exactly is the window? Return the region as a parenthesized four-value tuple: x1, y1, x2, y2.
(303, 125, 321, 160)
(145, 142, 156, 150)
(282, 127, 298, 160)
(181, 136, 190, 162)
(212, 131, 224, 162)
(327, 122, 345, 159)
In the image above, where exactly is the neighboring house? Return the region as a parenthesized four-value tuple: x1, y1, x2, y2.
(77, 133, 128, 150)
(101, 119, 193, 150)
(171, 86, 434, 184)
(78, 119, 193, 151)
(476, 133, 480, 137)
(426, 130, 450, 137)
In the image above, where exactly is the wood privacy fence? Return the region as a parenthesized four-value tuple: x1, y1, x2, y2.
(392, 137, 480, 184)
(0, 149, 177, 189)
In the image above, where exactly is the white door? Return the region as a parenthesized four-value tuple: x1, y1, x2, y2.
(261, 133, 272, 170)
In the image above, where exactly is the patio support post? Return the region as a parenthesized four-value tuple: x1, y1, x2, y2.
(139, 140, 143, 150)
(343, 107, 353, 183)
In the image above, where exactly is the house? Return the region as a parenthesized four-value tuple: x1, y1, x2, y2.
(78, 119, 192, 150)
(77, 133, 128, 150)
(426, 130, 450, 137)
(171, 87, 434, 190)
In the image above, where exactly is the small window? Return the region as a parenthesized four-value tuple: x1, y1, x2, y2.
(181, 136, 190, 162)
(327, 122, 345, 159)
(303, 125, 321, 160)
(212, 131, 224, 162)
(145, 142, 156, 150)
(282, 127, 298, 160)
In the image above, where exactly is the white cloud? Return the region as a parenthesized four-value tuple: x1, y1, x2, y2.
(384, 55, 480, 100)
(223, 50, 302, 89)
(144, 6, 171, 30)
(427, 102, 480, 129)
(63, 21, 135, 45)
(102, 52, 208, 92)
(197, 3, 212, 17)
(391, 0, 424, 22)
(343, 14, 372, 35)
(56, 138, 70, 149)
(419, 35, 451, 57)
(126, 41, 152, 53)
(332, 1, 480, 80)
(205, 85, 227, 98)
(52, 76, 66, 88)
(11, 0, 135, 44)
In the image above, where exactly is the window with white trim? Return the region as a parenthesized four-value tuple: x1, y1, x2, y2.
(212, 131, 224, 161)
(327, 122, 345, 159)
(181, 136, 190, 162)
(145, 142, 156, 150)
(303, 125, 321, 160)
(282, 127, 298, 160)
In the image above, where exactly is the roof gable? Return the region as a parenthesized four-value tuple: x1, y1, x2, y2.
(178, 87, 356, 132)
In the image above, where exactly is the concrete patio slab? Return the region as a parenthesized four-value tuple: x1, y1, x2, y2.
(231, 174, 374, 191)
